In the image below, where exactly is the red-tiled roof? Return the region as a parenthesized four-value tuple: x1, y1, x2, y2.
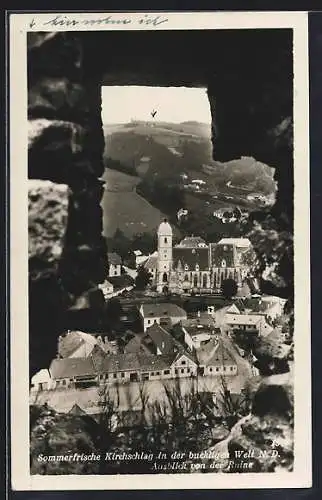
(143, 255, 158, 269)
(69, 404, 88, 416)
(124, 333, 155, 355)
(98, 353, 175, 373)
(49, 357, 96, 379)
(146, 323, 179, 355)
(206, 341, 236, 367)
(173, 247, 210, 271)
(108, 252, 122, 265)
(141, 303, 187, 319)
(210, 243, 238, 268)
(58, 332, 85, 358)
(58, 331, 98, 358)
(176, 236, 207, 248)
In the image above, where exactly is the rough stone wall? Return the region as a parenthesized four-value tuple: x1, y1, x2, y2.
(205, 31, 294, 470)
(28, 33, 107, 378)
(28, 30, 294, 379)
(27, 30, 295, 469)
(207, 29, 294, 302)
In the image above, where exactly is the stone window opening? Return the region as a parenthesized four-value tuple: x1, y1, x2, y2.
(27, 31, 291, 387)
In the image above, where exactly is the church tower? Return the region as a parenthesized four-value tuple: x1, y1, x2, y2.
(157, 219, 173, 292)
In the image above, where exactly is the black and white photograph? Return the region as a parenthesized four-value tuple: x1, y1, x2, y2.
(9, 11, 311, 490)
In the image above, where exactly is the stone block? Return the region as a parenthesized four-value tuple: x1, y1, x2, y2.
(28, 78, 89, 122)
(29, 179, 69, 266)
(28, 119, 85, 182)
(28, 32, 82, 82)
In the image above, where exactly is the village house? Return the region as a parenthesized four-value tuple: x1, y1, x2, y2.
(209, 302, 272, 336)
(142, 252, 158, 279)
(182, 324, 221, 351)
(48, 357, 98, 389)
(98, 279, 114, 300)
(32, 317, 242, 392)
(225, 313, 272, 337)
(177, 208, 188, 221)
(260, 295, 286, 321)
(124, 322, 183, 357)
(31, 368, 51, 392)
(134, 249, 150, 268)
(196, 338, 238, 377)
(57, 330, 118, 359)
(108, 252, 122, 277)
(44, 348, 199, 390)
(139, 302, 187, 332)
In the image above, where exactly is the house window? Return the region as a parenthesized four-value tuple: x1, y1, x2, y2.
(147, 319, 151, 324)
(181, 369, 185, 374)
(181, 360, 186, 365)
(193, 275, 198, 287)
(162, 272, 168, 282)
(187, 368, 190, 373)
(203, 274, 207, 288)
(184, 274, 189, 281)
(223, 367, 226, 371)
(209, 367, 213, 372)
(175, 369, 178, 375)
(164, 370, 170, 375)
(216, 367, 219, 372)
(150, 372, 154, 376)
(113, 373, 117, 378)
(230, 366, 234, 371)
(121, 372, 125, 378)
(164, 237, 168, 244)
(114, 271, 117, 275)
(155, 371, 160, 376)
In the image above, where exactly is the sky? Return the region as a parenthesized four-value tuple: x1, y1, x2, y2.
(101, 86, 211, 125)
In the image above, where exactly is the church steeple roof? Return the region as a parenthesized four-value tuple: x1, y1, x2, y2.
(157, 218, 173, 236)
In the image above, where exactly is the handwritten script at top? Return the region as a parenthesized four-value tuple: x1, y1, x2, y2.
(29, 14, 169, 29)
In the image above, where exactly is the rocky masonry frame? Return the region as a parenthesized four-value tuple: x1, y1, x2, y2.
(28, 29, 293, 383)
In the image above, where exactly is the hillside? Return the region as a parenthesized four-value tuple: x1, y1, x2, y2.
(102, 121, 276, 238)
(103, 120, 274, 189)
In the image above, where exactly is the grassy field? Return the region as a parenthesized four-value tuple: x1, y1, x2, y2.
(101, 169, 168, 238)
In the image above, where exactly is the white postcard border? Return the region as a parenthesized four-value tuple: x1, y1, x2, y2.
(9, 10, 311, 490)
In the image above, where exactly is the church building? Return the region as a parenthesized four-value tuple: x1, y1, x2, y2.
(145, 219, 253, 294)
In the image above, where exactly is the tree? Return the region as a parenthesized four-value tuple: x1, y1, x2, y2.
(221, 278, 238, 299)
(213, 376, 253, 430)
(108, 228, 131, 262)
(105, 297, 123, 325)
(135, 266, 152, 290)
(131, 232, 157, 255)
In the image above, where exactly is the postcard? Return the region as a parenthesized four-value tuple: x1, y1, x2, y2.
(9, 10, 311, 490)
